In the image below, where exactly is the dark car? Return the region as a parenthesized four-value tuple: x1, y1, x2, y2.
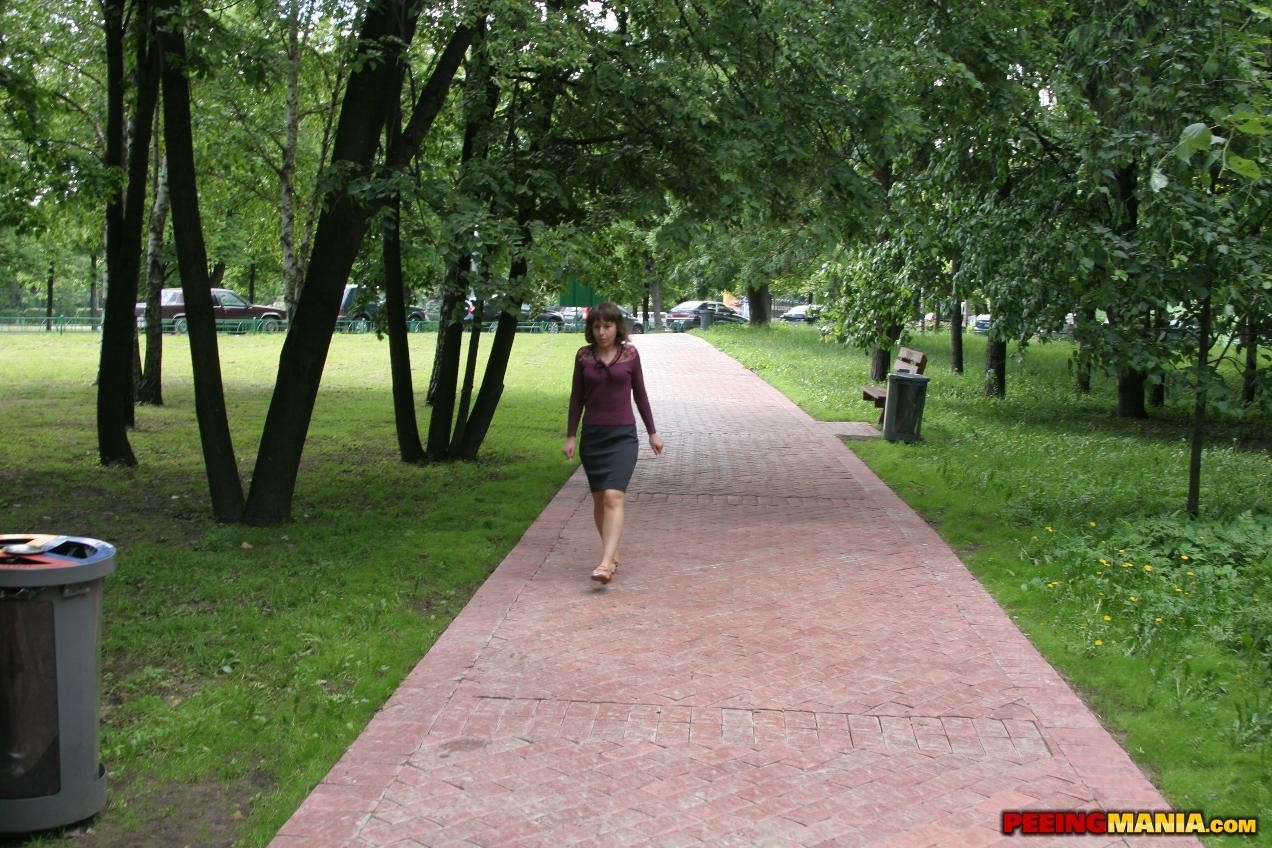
(135, 288, 286, 333)
(972, 314, 991, 335)
(666, 300, 746, 330)
(780, 304, 823, 324)
(340, 284, 428, 331)
(617, 307, 646, 335)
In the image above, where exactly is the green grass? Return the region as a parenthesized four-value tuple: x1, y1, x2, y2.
(0, 331, 579, 847)
(703, 323, 1272, 846)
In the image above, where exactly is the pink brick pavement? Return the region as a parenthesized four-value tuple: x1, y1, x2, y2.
(272, 334, 1194, 847)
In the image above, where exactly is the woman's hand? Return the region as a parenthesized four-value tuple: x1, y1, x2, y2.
(649, 432, 664, 456)
(562, 436, 576, 459)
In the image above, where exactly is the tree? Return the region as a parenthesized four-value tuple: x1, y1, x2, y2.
(157, 0, 246, 520)
(98, 0, 160, 465)
(242, 7, 475, 524)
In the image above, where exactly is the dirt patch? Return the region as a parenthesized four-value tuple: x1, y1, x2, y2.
(1, 770, 271, 848)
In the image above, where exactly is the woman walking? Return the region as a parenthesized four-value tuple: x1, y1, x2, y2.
(563, 302, 663, 583)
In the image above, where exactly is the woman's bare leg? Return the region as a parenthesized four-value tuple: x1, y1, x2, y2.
(592, 489, 625, 581)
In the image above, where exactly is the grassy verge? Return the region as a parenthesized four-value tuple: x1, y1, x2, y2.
(702, 323, 1271, 845)
(0, 332, 578, 847)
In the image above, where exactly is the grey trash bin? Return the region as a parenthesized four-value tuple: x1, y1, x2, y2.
(699, 308, 712, 330)
(881, 372, 930, 443)
(1, 534, 116, 833)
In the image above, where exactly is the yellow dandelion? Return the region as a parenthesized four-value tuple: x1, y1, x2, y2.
(1122, 562, 1133, 569)
(1099, 558, 1110, 566)
(1143, 564, 1153, 573)
(1175, 587, 1182, 593)
(1181, 554, 1190, 561)
(1096, 571, 1103, 577)
(1103, 615, 1112, 622)
(1130, 596, 1138, 602)
(1045, 527, 1054, 534)
(1094, 640, 1104, 647)
(1090, 521, 1098, 528)
(1046, 581, 1058, 589)
(1186, 571, 1195, 577)
(1154, 617, 1163, 623)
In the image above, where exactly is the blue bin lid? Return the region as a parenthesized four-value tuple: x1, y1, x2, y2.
(0, 534, 117, 588)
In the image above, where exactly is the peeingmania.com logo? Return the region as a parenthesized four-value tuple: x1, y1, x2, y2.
(1001, 810, 1257, 836)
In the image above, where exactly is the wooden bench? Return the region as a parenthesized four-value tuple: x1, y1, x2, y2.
(861, 347, 928, 411)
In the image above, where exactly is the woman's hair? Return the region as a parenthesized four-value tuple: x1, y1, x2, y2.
(584, 301, 629, 346)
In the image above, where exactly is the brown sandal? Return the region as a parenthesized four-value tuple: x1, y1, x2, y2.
(591, 561, 617, 584)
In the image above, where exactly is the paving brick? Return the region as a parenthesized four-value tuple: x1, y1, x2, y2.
(271, 336, 1196, 848)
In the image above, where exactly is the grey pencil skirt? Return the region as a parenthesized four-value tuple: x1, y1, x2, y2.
(579, 424, 639, 492)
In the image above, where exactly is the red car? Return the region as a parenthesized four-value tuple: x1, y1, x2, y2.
(135, 288, 286, 333)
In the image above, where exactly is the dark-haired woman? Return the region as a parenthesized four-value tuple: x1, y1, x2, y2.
(563, 302, 664, 584)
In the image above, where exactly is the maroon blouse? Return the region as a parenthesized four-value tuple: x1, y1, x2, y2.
(567, 343, 656, 437)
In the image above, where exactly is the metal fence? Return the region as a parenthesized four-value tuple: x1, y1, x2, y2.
(0, 316, 590, 335)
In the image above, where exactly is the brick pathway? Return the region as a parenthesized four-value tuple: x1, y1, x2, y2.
(272, 335, 1193, 847)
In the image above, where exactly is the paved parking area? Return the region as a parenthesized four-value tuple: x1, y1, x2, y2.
(272, 334, 1191, 847)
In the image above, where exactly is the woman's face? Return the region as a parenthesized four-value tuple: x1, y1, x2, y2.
(592, 320, 617, 346)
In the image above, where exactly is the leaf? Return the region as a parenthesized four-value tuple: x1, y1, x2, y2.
(1177, 123, 1213, 161)
(1150, 170, 1169, 192)
(1224, 152, 1264, 180)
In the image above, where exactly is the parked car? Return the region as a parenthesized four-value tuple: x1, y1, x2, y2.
(340, 284, 428, 331)
(780, 304, 823, 324)
(616, 306, 646, 335)
(972, 314, 991, 334)
(666, 300, 746, 330)
(135, 288, 286, 333)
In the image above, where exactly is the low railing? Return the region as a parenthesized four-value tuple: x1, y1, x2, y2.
(0, 316, 592, 335)
(0, 316, 106, 333)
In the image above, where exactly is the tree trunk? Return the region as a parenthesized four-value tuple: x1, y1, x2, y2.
(89, 252, 99, 331)
(950, 298, 963, 373)
(647, 252, 663, 329)
(746, 282, 770, 325)
(241, 15, 473, 524)
(379, 55, 425, 464)
(158, 2, 245, 521)
(870, 345, 890, 381)
(280, 0, 303, 317)
(1075, 306, 1095, 392)
(451, 301, 484, 453)
(383, 191, 426, 462)
(97, 0, 159, 466)
(1186, 295, 1212, 519)
(869, 324, 901, 381)
(138, 152, 170, 406)
(1148, 308, 1166, 407)
(1116, 370, 1147, 418)
(427, 283, 465, 460)
(457, 300, 521, 460)
(984, 337, 1007, 398)
(248, 261, 256, 303)
(45, 261, 54, 332)
(1241, 312, 1258, 406)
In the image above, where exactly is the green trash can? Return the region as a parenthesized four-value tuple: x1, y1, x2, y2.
(1, 534, 116, 833)
(882, 372, 930, 443)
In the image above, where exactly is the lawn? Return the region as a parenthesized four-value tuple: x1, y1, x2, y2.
(703, 323, 1271, 845)
(0, 331, 579, 847)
